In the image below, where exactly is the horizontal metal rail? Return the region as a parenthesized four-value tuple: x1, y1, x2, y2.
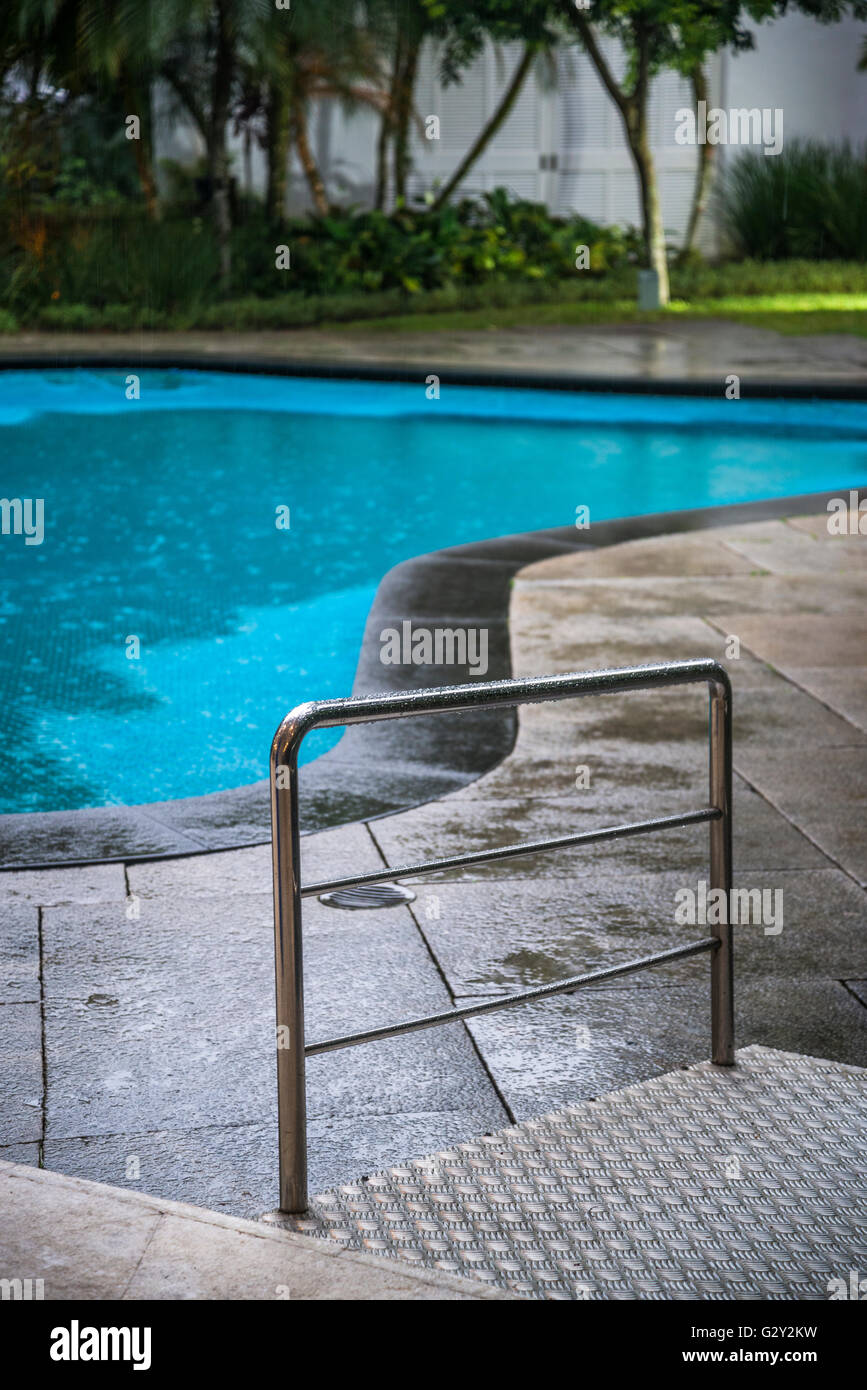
(306, 938, 717, 1056)
(303, 807, 721, 898)
(270, 658, 733, 1213)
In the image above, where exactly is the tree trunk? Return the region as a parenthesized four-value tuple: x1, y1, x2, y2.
(559, 6, 669, 305)
(679, 63, 714, 261)
(293, 97, 329, 215)
(393, 34, 420, 202)
(208, 0, 235, 289)
(374, 111, 390, 210)
(266, 78, 292, 221)
(627, 121, 670, 305)
(375, 27, 403, 211)
(431, 44, 535, 212)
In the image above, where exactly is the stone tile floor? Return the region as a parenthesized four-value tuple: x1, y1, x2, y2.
(0, 512, 864, 1220)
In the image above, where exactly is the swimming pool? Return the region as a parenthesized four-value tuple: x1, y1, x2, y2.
(2, 367, 865, 813)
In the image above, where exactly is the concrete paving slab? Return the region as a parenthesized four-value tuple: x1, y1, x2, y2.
(718, 521, 867, 578)
(510, 678, 865, 756)
(465, 978, 867, 1123)
(718, 613, 867, 671)
(128, 843, 272, 900)
(0, 1002, 42, 1145)
(500, 604, 735, 664)
(737, 747, 867, 885)
(0, 1160, 504, 1300)
(448, 734, 707, 807)
(706, 681, 867, 750)
(0, 863, 126, 906)
(41, 894, 504, 1143)
(0, 904, 39, 1004)
(531, 533, 759, 580)
(775, 666, 867, 734)
(127, 821, 381, 900)
(464, 983, 715, 1119)
(787, 513, 862, 539)
(5, 318, 867, 380)
(0, 1161, 161, 1299)
(369, 775, 826, 882)
(400, 867, 866, 1005)
(521, 573, 867, 623)
(0, 1142, 39, 1163)
(0, 804, 207, 871)
(409, 873, 712, 999)
(44, 1107, 509, 1221)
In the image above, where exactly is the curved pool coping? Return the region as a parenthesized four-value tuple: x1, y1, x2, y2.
(1, 357, 864, 870)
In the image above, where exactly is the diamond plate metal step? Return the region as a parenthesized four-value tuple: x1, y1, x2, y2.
(274, 1047, 867, 1300)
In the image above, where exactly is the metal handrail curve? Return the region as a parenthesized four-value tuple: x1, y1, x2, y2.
(270, 659, 733, 1213)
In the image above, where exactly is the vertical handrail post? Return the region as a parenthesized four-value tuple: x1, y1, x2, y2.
(708, 676, 734, 1065)
(270, 732, 308, 1212)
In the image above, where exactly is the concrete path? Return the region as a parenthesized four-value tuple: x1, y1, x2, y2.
(1, 511, 865, 1225)
(0, 1159, 504, 1299)
(3, 320, 867, 381)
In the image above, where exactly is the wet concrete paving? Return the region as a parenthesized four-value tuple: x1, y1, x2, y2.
(0, 512, 865, 1219)
(4, 319, 867, 381)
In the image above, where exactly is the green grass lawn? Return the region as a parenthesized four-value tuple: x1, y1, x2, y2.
(4, 273, 866, 339)
(338, 293, 867, 338)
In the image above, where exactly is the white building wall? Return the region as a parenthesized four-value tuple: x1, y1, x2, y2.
(723, 12, 867, 145)
(154, 13, 863, 244)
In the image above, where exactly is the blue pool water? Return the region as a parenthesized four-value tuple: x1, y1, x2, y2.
(1, 367, 865, 813)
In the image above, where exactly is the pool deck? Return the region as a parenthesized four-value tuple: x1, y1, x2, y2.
(1, 509, 865, 1295)
(2, 318, 867, 383)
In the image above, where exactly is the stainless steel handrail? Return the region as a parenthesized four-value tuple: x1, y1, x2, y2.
(270, 659, 733, 1213)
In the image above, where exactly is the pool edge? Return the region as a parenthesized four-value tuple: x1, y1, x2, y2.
(1, 485, 863, 871)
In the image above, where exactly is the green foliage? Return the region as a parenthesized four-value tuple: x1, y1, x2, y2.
(0, 89, 140, 209)
(6, 255, 867, 334)
(720, 141, 867, 260)
(0, 189, 633, 320)
(672, 258, 867, 296)
(235, 192, 631, 297)
(0, 208, 221, 316)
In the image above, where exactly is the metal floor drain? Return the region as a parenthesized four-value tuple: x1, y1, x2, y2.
(318, 882, 416, 910)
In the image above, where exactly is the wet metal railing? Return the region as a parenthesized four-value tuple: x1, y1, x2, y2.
(270, 660, 733, 1213)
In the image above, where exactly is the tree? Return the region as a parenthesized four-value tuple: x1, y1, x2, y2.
(679, 61, 712, 260)
(423, 0, 560, 211)
(372, 0, 431, 207)
(161, 0, 273, 285)
(6, 0, 193, 220)
(253, 1, 390, 220)
(556, 1, 787, 303)
(559, 0, 867, 295)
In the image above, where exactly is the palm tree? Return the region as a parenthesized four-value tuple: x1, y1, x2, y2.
(161, 0, 272, 283)
(10, 0, 194, 220)
(255, 0, 391, 219)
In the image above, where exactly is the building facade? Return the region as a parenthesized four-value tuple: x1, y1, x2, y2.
(155, 11, 867, 250)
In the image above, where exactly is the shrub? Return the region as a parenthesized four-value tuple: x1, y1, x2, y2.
(719, 141, 867, 261)
(0, 188, 632, 323)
